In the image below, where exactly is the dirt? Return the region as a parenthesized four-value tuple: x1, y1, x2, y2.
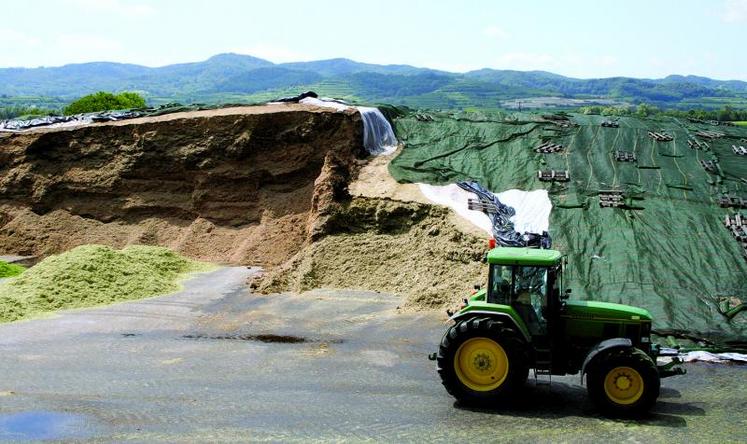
(0, 104, 363, 267)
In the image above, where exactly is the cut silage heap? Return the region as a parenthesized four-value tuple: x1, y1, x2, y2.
(0, 245, 211, 323)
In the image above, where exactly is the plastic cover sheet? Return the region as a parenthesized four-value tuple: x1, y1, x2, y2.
(418, 183, 551, 236)
(389, 110, 747, 342)
(680, 351, 747, 363)
(298, 98, 398, 155)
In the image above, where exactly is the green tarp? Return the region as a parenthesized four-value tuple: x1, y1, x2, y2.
(390, 111, 747, 343)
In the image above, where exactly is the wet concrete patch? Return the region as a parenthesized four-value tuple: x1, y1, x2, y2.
(1, 278, 744, 441)
(0, 411, 95, 440)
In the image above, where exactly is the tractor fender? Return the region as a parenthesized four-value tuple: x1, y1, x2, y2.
(580, 338, 633, 384)
(449, 310, 531, 342)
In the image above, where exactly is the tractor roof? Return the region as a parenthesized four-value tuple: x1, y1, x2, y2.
(487, 247, 562, 266)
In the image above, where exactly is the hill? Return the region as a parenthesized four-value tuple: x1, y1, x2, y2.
(2, 53, 747, 110)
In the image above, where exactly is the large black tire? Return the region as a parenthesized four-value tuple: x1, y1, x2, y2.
(436, 317, 529, 405)
(586, 347, 660, 417)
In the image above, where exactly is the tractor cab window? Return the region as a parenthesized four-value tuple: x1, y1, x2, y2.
(488, 264, 549, 336)
(488, 265, 513, 305)
(513, 266, 548, 336)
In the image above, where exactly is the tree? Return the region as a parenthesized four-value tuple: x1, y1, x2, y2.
(635, 103, 659, 118)
(718, 105, 735, 122)
(63, 91, 146, 115)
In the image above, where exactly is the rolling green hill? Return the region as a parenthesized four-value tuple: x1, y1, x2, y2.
(2, 53, 747, 111)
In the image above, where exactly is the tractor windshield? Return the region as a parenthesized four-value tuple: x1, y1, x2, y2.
(488, 265, 549, 336)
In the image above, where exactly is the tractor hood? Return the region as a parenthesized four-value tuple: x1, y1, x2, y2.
(563, 300, 653, 322)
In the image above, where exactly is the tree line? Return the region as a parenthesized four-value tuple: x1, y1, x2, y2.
(578, 104, 747, 121)
(0, 91, 147, 120)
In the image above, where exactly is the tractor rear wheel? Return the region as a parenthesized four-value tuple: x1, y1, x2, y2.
(586, 348, 660, 416)
(437, 317, 528, 405)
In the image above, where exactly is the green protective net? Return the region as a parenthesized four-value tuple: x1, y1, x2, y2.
(389, 110, 747, 343)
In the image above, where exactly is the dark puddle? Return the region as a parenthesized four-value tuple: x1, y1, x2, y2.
(182, 334, 344, 344)
(0, 411, 94, 440)
(183, 333, 307, 343)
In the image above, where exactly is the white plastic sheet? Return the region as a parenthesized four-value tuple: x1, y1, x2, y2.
(298, 98, 397, 155)
(680, 351, 747, 363)
(358, 106, 398, 155)
(299, 97, 350, 112)
(417, 183, 552, 236)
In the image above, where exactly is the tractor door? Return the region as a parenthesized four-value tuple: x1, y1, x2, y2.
(487, 265, 550, 338)
(512, 266, 549, 337)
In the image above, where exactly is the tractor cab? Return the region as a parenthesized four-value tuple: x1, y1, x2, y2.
(486, 247, 563, 339)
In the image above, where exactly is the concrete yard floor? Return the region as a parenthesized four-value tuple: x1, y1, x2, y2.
(0, 267, 744, 442)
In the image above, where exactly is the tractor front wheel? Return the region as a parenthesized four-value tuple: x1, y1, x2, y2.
(437, 317, 528, 405)
(586, 348, 660, 416)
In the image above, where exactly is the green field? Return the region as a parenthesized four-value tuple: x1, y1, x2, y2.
(733, 121, 747, 126)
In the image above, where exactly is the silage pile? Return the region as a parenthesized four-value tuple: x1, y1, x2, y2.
(254, 197, 487, 309)
(0, 245, 210, 323)
(0, 261, 24, 278)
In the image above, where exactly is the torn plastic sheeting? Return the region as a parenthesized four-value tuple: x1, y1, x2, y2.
(417, 183, 551, 236)
(0, 103, 216, 132)
(0, 110, 139, 131)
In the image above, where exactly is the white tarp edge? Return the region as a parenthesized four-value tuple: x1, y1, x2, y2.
(679, 351, 747, 363)
(299, 97, 350, 112)
(297, 98, 397, 156)
(417, 183, 552, 235)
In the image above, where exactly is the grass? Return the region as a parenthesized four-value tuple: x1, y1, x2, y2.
(0, 261, 25, 278)
(732, 121, 747, 127)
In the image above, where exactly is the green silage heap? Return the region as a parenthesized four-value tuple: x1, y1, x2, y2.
(0, 245, 211, 323)
(390, 110, 747, 342)
(0, 261, 25, 278)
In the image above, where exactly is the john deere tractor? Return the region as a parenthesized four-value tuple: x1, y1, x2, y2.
(432, 247, 685, 416)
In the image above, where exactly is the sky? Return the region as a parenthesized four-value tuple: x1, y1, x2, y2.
(2, 0, 747, 80)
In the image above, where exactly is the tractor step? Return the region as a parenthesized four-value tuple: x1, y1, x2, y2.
(533, 347, 552, 385)
(533, 367, 552, 385)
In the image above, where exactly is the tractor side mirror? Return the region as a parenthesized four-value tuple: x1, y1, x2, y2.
(561, 289, 572, 300)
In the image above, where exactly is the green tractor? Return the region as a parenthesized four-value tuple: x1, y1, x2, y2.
(431, 247, 685, 416)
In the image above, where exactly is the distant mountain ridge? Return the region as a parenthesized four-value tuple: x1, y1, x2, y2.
(2, 53, 746, 110)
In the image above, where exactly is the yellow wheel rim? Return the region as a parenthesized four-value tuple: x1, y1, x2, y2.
(454, 337, 509, 392)
(604, 366, 644, 405)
